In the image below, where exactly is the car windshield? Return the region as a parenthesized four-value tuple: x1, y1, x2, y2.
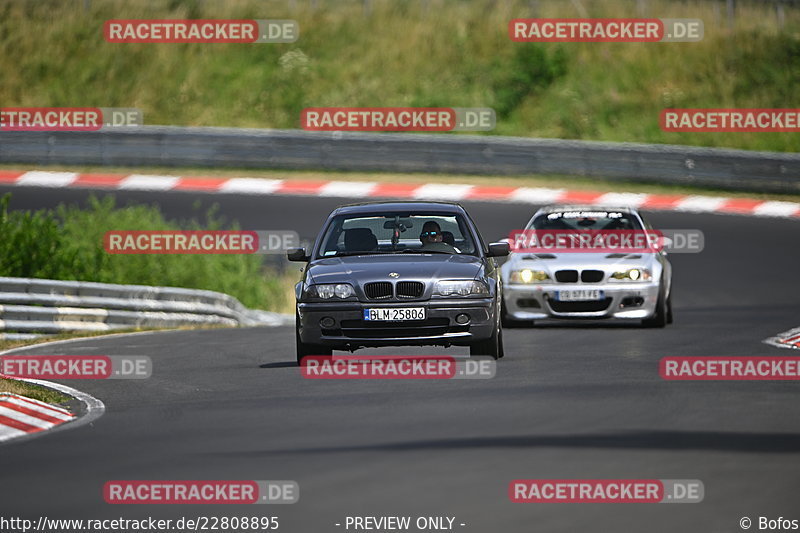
(317, 212, 478, 258)
(527, 210, 643, 231)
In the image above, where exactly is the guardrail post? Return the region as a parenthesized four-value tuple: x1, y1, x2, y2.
(727, 0, 736, 28)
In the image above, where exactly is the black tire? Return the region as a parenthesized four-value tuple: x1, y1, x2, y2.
(470, 328, 503, 359)
(641, 283, 668, 328)
(296, 316, 332, 365)
(471, 299, 504, 360)
(497, 326, 505, 359)
(501, 301, 534, 328)
(666, 291, 674, 324)
(502, 316, 535, 328)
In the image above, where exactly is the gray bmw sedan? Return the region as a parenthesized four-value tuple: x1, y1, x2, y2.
(288, 201, 510, 364)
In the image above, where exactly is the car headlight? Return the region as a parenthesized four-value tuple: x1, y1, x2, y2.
(434, 280, 489, 297)
(509, 269, 550, 283)
(610, 268, 652, 282)
(307, 283, 356, 299)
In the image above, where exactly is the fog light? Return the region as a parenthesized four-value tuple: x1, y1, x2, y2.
(620, 297, 644, 308)
(455, 313, 470, 325)
(320, 317, 336, 328)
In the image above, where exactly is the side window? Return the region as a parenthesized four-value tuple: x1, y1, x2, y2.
(320, 220, 344, 255)
(461, 213, 482, 255)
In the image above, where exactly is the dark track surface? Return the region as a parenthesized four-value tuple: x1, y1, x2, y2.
(1, 185, 799, 532)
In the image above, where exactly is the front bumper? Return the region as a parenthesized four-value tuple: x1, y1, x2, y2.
(503, 281, 660, 320)
(297, 298, 495, 349)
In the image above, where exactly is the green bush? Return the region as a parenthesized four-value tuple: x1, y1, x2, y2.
(492, 44, 568, 118)
(0, 195, 67, 279)
(0, 194, 297, 312)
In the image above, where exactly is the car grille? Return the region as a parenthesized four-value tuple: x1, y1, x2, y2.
(555, 270, 579, 283)
(339, 318, 453, 338)
(548, 298, 613, 313)
(581, 270, 604, 283)
(396, 281, 424, 299)
(364, 282, 393, 300)
(555, 270, 605, 283)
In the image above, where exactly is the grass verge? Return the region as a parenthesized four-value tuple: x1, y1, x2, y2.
(1, 0, 799, 152)
(0, 378, 70, 405)
(0, 325, 234, 353)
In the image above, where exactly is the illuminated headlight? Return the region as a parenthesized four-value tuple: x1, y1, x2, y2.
(308, 283, 355, 299)
(610, 268, 652, 281)
(434, 280, 489, 297)
(509, 269, 550, 283)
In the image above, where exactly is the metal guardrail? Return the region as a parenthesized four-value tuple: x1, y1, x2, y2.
(0, 277, 291, 340)
(1, 126, 799, 193)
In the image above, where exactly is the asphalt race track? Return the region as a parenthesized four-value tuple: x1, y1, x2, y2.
(1, 185, 799, 532)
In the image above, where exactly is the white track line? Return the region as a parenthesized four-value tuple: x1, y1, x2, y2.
(16, 171, 78, 187)
(3, 170, 800, 219)
(220, 178, 284, 194)
(319, 181, 377, 197)
(118, 175, 180, 190)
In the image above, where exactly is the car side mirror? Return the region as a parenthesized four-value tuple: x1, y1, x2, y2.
(486, 242, 510, 257)
(287, 247, 310, 262)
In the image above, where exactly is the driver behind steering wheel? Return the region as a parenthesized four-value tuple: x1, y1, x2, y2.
(419, 221, 457, 253)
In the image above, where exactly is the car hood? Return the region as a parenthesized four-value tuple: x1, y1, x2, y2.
(306, 254, 484, 284)
(504, 251, 657, 269)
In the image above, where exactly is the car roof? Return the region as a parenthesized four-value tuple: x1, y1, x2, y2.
(332, 201, 467, 216)
(535, 204, 640, 215)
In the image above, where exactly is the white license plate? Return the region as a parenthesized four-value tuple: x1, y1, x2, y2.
(364, 307, 426, 321)
(556, 289, 604, 302)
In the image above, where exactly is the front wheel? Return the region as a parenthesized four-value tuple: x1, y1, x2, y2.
(470, 312, 504, 360)
(296, 317, 332, 365)
(666, 291, 674, 324)
(501, 301, 534, 328)
(641, 282, 668, 328)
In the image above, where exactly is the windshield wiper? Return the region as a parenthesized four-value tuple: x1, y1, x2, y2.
(332, 251, 387, 257)
(397, 249, 454, 254)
